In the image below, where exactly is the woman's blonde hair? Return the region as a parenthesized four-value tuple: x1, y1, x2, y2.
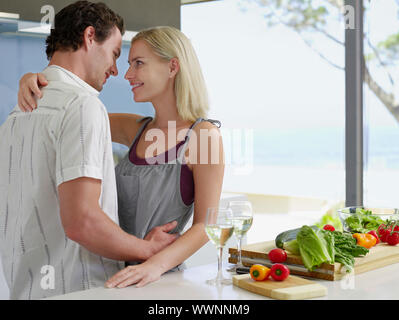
(131, 26, 209, 122)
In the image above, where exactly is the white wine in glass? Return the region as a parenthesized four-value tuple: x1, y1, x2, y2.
(227, 201, 253, 272)
(205, 207, 234, 286)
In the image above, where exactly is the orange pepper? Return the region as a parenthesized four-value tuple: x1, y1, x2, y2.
(352, 233, 377, 249)
(250, 264, 271, 281)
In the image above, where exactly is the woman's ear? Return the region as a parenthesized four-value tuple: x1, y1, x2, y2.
(169, 58, 180, 78)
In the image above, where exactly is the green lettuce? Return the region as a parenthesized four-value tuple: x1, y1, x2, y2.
(296, 225, 335, 271)
(283, 239, 300, 255)
(331, 230, 369, 272)
(282, 225, 370, 273)
(345, 208, 386, 233)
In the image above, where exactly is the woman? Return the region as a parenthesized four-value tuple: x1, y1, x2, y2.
(17, 26, 225, 288)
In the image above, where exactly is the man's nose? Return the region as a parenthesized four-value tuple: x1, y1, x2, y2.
(110, 63, 118, 77)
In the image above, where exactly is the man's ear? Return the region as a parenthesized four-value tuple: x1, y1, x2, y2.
(82, 26, 96, 50)
(169, 58, 180, 78)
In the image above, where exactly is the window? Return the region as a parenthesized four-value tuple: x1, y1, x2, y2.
(182, 0, 346, 213)
(363, 0, 399, 207)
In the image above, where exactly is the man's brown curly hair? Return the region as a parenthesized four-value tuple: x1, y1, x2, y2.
(45, 1, 125, 60)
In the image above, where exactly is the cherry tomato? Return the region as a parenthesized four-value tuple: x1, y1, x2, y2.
(380, 228, 392, 243)
(268, 248, 287, 263)
(387, 232, 399, 246)
(323, 224, 335, 231)
(367, 230, 380, 245)
(377, 224, 387, 237)
(394, 225, 399, 232)
(270, 263, 290, 281)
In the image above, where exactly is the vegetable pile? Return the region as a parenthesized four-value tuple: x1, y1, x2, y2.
(276, 225, 369, 273)
(272, 208, 399, 275)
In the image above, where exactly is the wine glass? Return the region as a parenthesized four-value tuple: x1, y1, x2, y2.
(205, 207, 234, 285)
(227, 200, 253, 272)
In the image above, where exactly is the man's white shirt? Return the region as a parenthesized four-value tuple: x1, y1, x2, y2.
(0, 65, 124, 299)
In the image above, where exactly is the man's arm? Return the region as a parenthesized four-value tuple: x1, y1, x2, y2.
(58, 176, 178, 261)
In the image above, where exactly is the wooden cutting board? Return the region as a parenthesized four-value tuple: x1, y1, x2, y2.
(229, 241, 399, 281)
(233, 274, 327, 300)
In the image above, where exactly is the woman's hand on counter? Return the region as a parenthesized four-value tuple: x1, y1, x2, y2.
(105, 262, 164, 289)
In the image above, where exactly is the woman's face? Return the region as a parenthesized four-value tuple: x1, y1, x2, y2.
(125, 40, 175, 103)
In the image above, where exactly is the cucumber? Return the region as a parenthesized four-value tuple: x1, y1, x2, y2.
(275, 225, 319, 249)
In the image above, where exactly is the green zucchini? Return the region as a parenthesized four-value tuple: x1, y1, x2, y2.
(275, 225, 319, 249)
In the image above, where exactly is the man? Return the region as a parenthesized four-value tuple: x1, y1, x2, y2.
(0, 1, 177, 300)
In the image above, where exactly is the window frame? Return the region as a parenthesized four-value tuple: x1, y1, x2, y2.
(345, 0, 364, 206)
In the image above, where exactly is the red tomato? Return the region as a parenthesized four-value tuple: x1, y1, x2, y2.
(377, 224, 387, 237)
(268, 248, 287, 263)
(270, 263, 290, 281)
(387, 232, 399, 246)
(394, 225, 399, 232)
(323, 224, 335, 231)
(380, 228, 392, 243)
(367, 230, 380, 245)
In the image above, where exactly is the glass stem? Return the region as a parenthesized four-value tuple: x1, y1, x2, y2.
(237, 236, 243, 267)
(216, 246, 224, 281)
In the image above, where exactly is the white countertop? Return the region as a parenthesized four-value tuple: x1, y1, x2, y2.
(42, 205, 399, 301)
(46, 261, 399, 300)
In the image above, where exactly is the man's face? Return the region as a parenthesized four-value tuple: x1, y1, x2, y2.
(87, 26, 122, 91)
